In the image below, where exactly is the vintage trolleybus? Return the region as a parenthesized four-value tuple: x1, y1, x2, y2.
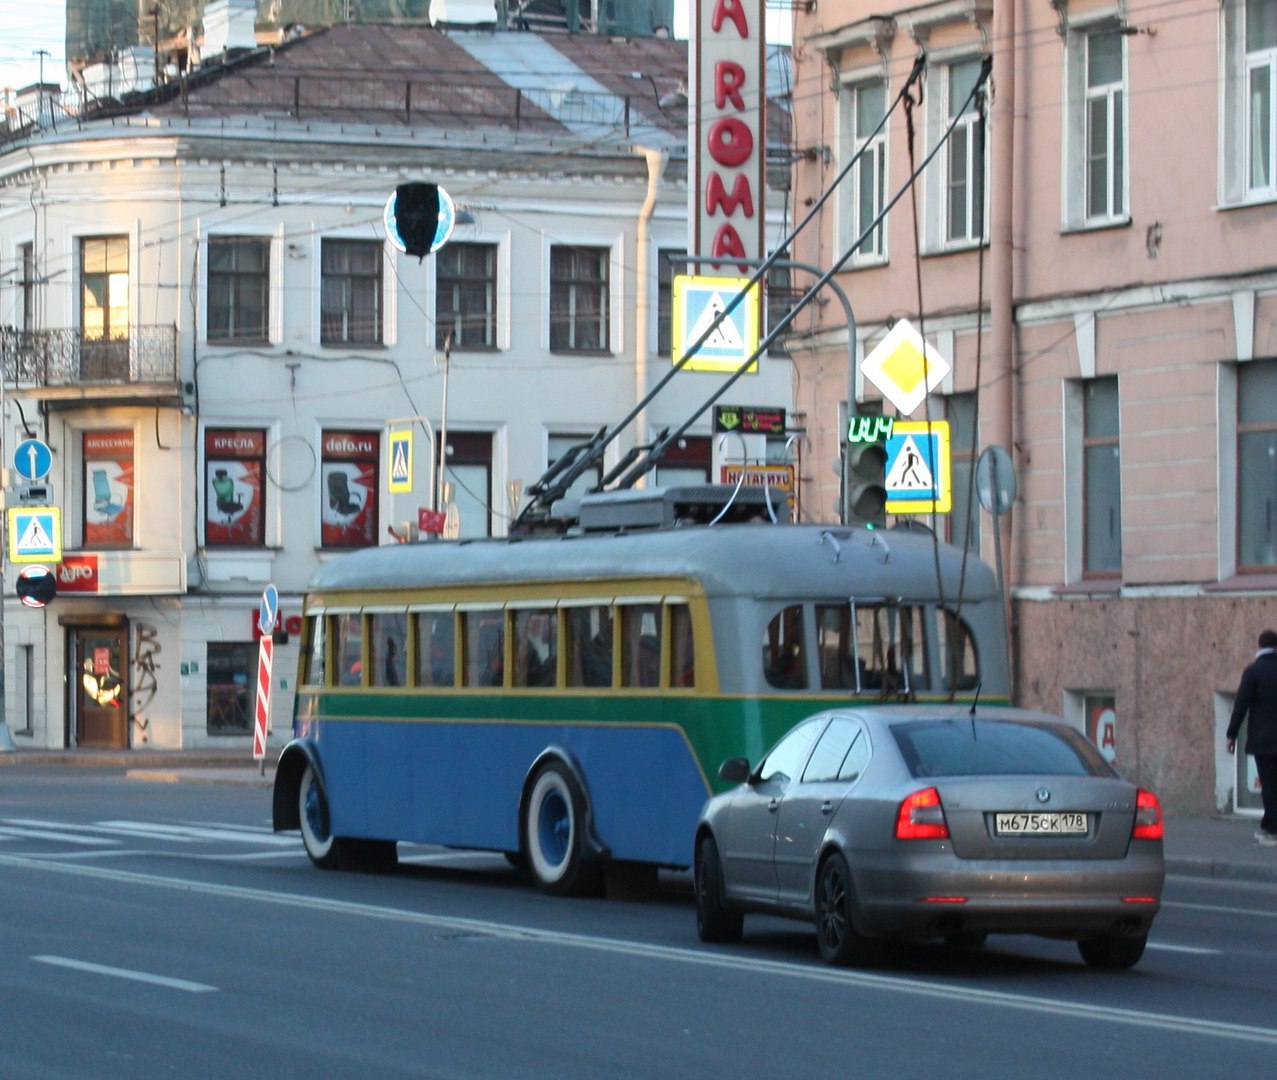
(272, 488, 1009, 895)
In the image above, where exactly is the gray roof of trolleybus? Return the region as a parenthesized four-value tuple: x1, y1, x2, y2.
(305, 524, 999, 604)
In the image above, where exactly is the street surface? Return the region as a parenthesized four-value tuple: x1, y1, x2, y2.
(1, 768, 1275, 1078)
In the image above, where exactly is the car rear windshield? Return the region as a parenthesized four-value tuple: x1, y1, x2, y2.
(891, 719, 1115, 778)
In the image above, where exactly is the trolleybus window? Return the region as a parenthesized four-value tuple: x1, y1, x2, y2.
(669, 603, 695, 687)
(416, 611, 455, 688)
(621, 604, 661, 688)
(464, 610, 505, 687)
(816, 602, 922, 694)
(764, 604, 807, 689)
(303, 616, 325, 686)
(371, 613, 407, 687)
(336, 613, 363, 686)
(939, 609, 979, 691)
(514, 608, 558, 688)
(567, 605, 613, 688)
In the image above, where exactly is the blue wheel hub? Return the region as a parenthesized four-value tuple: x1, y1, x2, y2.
(537, 788, 570, 867)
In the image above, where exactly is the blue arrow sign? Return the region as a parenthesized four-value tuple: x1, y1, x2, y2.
(259, 584, 279, 636)
(13, 439, 53, 482)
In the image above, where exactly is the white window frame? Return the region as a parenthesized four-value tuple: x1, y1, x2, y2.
(1063, 19, 1129, 228)
(923, 53, 990, 253)
(838, 74, 889, 265)
(1222, 0, 1277, 204)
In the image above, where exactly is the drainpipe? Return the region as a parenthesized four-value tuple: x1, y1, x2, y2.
(989, 0, 1017, 692)
(634, 146, 668, 486)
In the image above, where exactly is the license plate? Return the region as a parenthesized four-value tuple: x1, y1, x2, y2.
(995, 812, 1088, 836)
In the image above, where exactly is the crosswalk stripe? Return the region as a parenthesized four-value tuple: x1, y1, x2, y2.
(1, 818, 296, 847)
(0, 826, 118, 846)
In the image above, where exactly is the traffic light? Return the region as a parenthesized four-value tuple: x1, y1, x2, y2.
(846, 439, 888, 529)
(389, 182, 441, 260)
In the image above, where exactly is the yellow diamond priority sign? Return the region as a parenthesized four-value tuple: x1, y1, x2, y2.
(861, 319, 951, 417)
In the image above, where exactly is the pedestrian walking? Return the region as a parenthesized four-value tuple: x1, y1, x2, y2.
(1227, 628, 1277, 846)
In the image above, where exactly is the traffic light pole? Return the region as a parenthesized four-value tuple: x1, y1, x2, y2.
(0, 372, 13, 751)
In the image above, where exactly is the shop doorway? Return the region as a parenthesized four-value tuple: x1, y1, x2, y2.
(72, 625, 129, 748)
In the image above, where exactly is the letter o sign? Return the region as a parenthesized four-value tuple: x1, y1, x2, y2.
(707, 117, 754, 168)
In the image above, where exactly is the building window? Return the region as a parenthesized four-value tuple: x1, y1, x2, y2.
(1069, 26, 1127, 224)
(1083, 377, 1122, 575)
(841, 79, 887, 261)
(942, 58, 987, 247)
(82, 430, 135, 548)
(207, 642, 254, 735)
(205, 428, 266, 546)
(1248, 0, 1277, 191)
(435, 242, 497, 350)
(321, 239, 381, 345)
(944, 393, 980, 554)
(658, 248, 685, 357)
(550, 245, 609, 352)
(208, 237, 269, 343)
(79, 236, 129, 379)
(548, 433, 602, 506)
(653, 435, 711, 487)
(766, 262, 795, 356)
(1238, 360, 1277, 569)
(321, 430, 379, 548)
(19, 241, 34, 331)
(441, 431, 493, 538)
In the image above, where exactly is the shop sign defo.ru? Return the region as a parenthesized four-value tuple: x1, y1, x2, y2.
(691, 0, 767, 268)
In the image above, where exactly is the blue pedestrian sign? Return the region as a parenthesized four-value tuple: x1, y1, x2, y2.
(389, 430, 413, 494)
(7, 507, 62, 563)
(13, 439, 53, 482)
(672, 275, 761, 373)
(884, 421, 951, 514)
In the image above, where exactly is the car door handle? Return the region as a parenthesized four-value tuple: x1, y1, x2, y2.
(821, 800, 834, 815)
(768, 798, 780, 812)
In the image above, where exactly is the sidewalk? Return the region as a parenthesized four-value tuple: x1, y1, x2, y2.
(2, 748, 1275, 885)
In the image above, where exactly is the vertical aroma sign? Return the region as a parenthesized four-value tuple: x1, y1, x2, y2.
(691, 0, 767, 268)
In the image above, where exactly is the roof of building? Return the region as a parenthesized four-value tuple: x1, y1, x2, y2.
(3, 23, 791, 153)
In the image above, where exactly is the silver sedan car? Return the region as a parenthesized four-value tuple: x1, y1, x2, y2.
(694, 706, 1165, 969)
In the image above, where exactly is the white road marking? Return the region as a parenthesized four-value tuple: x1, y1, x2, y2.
(32, 955, 217, 993)
(4, 852, 1276, 1047)
(1146, 942, 1221, 955)
(1163, 899, 1277, 920)
(0, 826, 118, 846)
(1, 818, 295, 847)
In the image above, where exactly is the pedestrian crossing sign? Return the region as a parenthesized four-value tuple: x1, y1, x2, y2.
(884, 421, 951, 514)
(672, 275, 761, 373)
(8, 506, 63, 563)
(388, 430, 413, 494)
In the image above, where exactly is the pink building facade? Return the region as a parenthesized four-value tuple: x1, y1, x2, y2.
(786, 0, 1277, 812)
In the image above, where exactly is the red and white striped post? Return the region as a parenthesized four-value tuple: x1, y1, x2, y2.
(254, 584, 279, 774)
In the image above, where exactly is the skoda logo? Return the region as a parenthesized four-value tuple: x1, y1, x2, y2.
(1036, 787, 1051, 804)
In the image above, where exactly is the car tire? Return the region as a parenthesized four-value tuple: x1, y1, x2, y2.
(944, 931, 988, 950)
(298, 762, 346, 870)
(695, 834, 743, 943)
(814, 852, 883, 967)
(523, 761, 602, 897)
(1077, 932, 1148, 970)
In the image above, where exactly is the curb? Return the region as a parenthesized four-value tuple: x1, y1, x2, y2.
(125, 768, 275, 788)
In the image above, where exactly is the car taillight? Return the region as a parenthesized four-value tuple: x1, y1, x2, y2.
(896, 787, 949, 840)
(1132, 788, 1164, 841)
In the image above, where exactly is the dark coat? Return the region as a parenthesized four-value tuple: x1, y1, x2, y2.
(1227, 651, 1277, 756)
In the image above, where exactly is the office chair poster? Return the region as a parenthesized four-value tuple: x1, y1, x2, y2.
(320, 431, 379, 548)
(205, 458, 263, 545)
(83, 430, 134, 547)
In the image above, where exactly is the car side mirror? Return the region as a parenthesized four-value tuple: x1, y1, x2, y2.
(717, 757, 752, 785)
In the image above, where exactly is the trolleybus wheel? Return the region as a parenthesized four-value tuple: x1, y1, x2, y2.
(298, 762, 345, 870)
(523, 762, 602, 897)
(695, 834, 743, 943)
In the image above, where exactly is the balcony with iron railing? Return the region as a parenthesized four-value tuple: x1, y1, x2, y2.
(1, 325, 181, 404)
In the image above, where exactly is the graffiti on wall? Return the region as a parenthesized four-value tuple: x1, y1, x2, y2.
(132, 622, 162, 734)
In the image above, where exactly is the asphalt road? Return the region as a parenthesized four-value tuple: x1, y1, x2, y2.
(1, 769, 1275, 1078)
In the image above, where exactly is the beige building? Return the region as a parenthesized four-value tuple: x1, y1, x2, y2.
(786, 0, 1277, 812)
